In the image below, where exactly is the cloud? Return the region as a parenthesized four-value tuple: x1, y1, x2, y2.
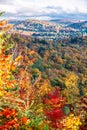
(0, 0, 13, 4)
(0, 0, 87, 20)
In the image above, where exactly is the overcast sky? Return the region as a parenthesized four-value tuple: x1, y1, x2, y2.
(0, 0, 87, 20)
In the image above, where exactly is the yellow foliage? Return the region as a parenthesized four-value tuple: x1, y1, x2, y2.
(0, 20, 12, 32)
(0, 51, 17, 90)
(36, 80, 51, 96)
(0, 21, 17, 96)
(65, 72, 79, 88)
(15, 55, 22, 62)
(62, 114, 82, 130)
(0, 20, 8, 26)
(0, 90, 5, 96)
(62, 72, 79, 104)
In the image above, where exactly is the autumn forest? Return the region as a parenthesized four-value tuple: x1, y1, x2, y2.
(0, 14, 87, 130)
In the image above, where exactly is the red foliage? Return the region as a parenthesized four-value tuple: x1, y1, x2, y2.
(0, 119, 19, 130)
(2, 108, 17, 118)
(43, 88, 65, 128)
(4, 119, 19, 129)
(81, 96, 87, 111)
(20, 117, 28, 125)
(80, 126, 86, 130)
(80, 117, 87, 130)
(0, 108, 19, 130)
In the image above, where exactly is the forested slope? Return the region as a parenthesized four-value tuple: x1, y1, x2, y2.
(0, 19, 87, 129)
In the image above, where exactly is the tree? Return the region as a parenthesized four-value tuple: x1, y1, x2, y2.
(62, 72, 79, 104)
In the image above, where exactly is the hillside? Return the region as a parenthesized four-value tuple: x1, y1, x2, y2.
(0, 19, 87, 129)
(9, 19, 87, 40)
(10, 34, 87, 88)
(68, 21, 87, 29)
(10, 19, 60, 40)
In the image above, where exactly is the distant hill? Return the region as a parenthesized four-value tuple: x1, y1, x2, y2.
(68, 21, 87, 29)
(8, 19, 23, 25)
(10, 19, 60, 40)
(10, 19, 87, 40)
(12, 19, 59, 32)
(50, 19, 80, 25)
